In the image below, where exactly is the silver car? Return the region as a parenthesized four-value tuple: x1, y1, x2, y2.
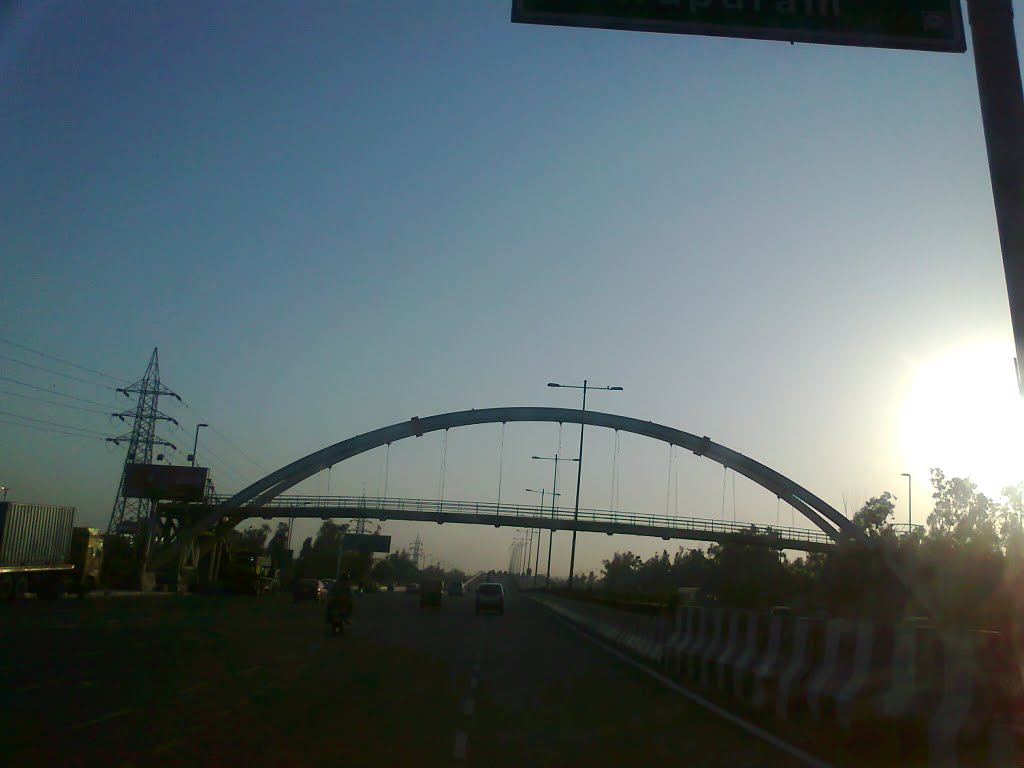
(474, 582, 504, 615)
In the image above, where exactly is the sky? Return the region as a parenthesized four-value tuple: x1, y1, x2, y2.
(2, 1, 1024, 578)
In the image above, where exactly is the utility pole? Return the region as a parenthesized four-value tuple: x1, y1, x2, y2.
(548, 380, 623, 588)
(533, 454, 578, 588)
(106, 348, 180, 587)
(965, 0, 1024, 393)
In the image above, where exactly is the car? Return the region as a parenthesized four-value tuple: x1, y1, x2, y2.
(447, 581, 465, 597)
(293, 578, 327, 603)
(475, 582, 504, 615)
(405, 582, 420, 594)
(420, 578, 444, 607)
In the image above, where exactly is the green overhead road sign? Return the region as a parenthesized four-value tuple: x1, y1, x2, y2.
(512, 0, 966, 53)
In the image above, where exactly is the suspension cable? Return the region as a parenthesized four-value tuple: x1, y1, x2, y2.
(721, 466, 728, 520)
(384, 443, 390, 499)
(496, 422, 506, 510)
(732, 470, 737, 523)
(665, 444, 673, 517)
(674, 445, 680, 519)
(438, 429, 449, 509)
(610, 430, 619, 512)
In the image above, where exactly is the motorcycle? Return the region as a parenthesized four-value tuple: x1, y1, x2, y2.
(326, 602, 352, 636)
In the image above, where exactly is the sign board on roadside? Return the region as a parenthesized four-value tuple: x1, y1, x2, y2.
(512, 0, 965, 53)
(123, 464, 208, 502)
(342, 533, 392, 554)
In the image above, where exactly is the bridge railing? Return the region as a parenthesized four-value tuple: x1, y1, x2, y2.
(212, 494, 835, 545)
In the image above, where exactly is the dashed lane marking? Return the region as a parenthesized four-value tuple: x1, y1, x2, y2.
(211, 709, 230, 721)
(14, 683, 40, 694)
(453, 730, 468, 760)
(239, 664, 263, 675)
(463, 697, 475, 716)
(77, 650, 103, 658)
(70, 708, 133, 730)
(472, 663, 481, 675)
(469, 676, 478, 690)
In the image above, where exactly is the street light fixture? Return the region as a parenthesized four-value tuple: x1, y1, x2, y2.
(548, 380, 623, 588)
(526, 488, 561, 586)
(533, 454, 578, 588)
(189, 423, 209, 467)
(0, 485, 7, 503)
(901, 472, 912, 530)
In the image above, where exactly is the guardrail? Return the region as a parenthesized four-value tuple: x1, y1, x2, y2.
(210, 494, 835, 545)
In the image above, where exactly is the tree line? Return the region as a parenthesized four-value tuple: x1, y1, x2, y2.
(599, 469, 1024, 632)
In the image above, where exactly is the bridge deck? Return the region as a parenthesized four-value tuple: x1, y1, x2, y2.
(213, 495, 838, 553)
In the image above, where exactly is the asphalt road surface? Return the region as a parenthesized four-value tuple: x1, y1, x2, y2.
(1, 586, 817, 767)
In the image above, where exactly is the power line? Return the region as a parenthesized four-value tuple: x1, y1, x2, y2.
(207, 425, 268, 474)
(0, 336, 129, 384)
(0, 376, 115, 408)
(0, 410, 111, 437)
(0, 416, 108, 441)
(0, 388, 114, 416)
(0, 353, 118, 389)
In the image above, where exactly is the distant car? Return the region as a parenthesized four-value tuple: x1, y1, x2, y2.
(405, 583, 420, 594)
(447, 581, 464, 597)
(322, 578, 337, 593)
(293, 578, 327, 603)
(421, 579, 444, 607)
(475, 582, 504, 615)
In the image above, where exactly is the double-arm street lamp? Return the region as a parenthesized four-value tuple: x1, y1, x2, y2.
(533, 454, 578, 588)
(548, 380, 623, 588)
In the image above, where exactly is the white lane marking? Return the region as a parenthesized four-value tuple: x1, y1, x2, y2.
(77, 650, 103, 658)
(80, 681, 94, 688)
(469, 676, 478, 690)
(545, 611, 834, 768)
(453, 730, 468, 759)
(15, 683, 40, 693)
(472, 663, 481, 675)
(71, 707, 133, 730)
(106, 619, 121, 625)
(239, 664, 263, 675)
(52, 624, 78, 630)
(463, 697, 475, 716)
(211, 709, 230, 720)
(177, 680, 210, 696)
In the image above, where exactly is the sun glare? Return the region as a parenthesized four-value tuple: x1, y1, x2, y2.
(900, 342, 1024, 499)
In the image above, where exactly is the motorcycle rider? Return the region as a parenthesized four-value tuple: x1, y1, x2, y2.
(326, 571, 354, 631)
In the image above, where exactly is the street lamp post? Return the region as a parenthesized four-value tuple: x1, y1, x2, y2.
(0, 486, 7, 503)
(526, 488, 560, 586)
(189, 423, 209, 467)
(548, 380, 623, 588)
(901, 472, 912, 530)
(533, 454, 578, 588)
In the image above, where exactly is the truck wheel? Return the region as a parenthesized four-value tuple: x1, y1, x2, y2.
(0, 575, 13, 601)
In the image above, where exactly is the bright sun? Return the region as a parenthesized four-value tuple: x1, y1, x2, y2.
(900, 341, 1024, 499)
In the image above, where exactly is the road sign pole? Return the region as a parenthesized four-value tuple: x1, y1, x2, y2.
(966, 0, 1024, 391)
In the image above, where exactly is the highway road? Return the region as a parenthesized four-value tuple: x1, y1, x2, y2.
(2, 586, 816, 767)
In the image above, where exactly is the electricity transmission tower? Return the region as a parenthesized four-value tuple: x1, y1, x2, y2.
(410, 534, 424, 570)
(106, 348, 180, 553)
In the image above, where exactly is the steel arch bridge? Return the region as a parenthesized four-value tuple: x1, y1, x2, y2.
(151, 407, 870, 571)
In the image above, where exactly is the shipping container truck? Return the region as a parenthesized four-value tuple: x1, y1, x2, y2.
(0, 502, 76, 600)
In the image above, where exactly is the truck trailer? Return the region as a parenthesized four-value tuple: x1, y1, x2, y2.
(0, 502, 76, 600)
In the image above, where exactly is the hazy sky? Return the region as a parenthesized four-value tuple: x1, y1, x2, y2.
(3, 1, 1024, 577)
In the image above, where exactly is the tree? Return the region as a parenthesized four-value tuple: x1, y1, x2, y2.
(602, 551, 642, 591)
(226, 523, 271, 553)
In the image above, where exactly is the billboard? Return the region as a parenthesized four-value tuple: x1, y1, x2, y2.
(123, 464, 208, 502)
(512, 0, 965, 53)
(342, 533, 392, 554)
